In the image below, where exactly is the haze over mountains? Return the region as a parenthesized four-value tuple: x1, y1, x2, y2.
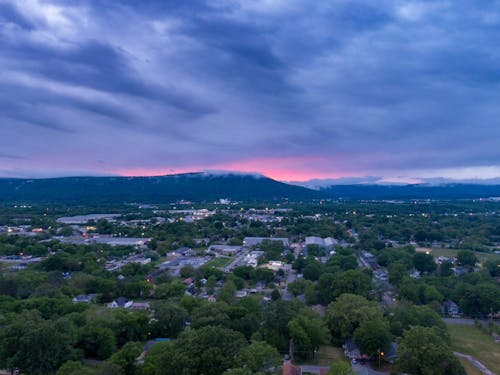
(0, 172, 499, 203)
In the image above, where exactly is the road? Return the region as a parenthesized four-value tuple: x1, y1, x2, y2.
(444, 318, 499, 326)
(454, 352, 495, 375)
(352, 364, 388, 375)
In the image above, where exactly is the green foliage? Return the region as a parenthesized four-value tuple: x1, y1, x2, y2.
(154, 280, 185, 299)
(57, 361, 97, 375)
(219, 280, 237, 304)
(389, 304, 448, 338)
(396, 326, 466, 375)
(326, 294, 383, 344)
(288, 310, 329, 360)
(353, 319, 392, 357)
(78, 325, 117, 360)
(0, 311, 78, 375)
(328, 361, 355, 375)
(142, 326, 247, 375)
(456, 250, 478, 267)
(151, 301, 188, 338)
(235, 341, 280, 373)
(317, 270, 372, 305)
(413, 252, 437, 273)
(107, 341, 143, 375)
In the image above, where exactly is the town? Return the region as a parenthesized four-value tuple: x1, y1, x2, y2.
(0, 199, 498, 375)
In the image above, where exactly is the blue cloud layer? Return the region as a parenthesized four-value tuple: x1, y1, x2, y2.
(0, 0, 498, 179)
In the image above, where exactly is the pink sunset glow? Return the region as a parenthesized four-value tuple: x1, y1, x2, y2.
(115, 157, 350, 182)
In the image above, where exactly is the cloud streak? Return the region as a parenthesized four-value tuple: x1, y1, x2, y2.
(0, 0, 498, 180)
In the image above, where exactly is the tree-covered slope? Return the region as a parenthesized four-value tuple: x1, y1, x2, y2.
(0, 173, 319, 203)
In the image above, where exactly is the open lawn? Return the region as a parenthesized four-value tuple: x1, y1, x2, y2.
(447, 323, 500, 375)
(203, 256, 232, 268)
(424, 247, 499, 263)
(457, 357, 484, 375)
(296, 346, 345, 367)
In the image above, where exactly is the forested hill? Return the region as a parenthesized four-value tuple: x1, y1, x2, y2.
(0, 173, 498, 203)
(0, 173, 319, 203)
(319, 184, 500, 200)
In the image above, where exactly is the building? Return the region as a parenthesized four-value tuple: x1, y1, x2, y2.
(72, 294, 97, 304)
(266, 260, 284, 271)
(243, 237, 290, 247)
(441, 300, 462, 317)
(343, 339, 361, 361)
(56, 214, 120, 224)
(108, 297, 133, 309)
(305, 236, 338, 250)
(207, 245, 243, 256)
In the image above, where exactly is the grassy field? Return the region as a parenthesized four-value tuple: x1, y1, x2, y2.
(421, 247, 500, 263)
(447, 323, 500, 374)
(295, 346, 345, 366)
(457, 357, 483, 375)
(203, 256, 233, 268)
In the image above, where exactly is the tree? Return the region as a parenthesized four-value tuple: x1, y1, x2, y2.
(57, 361, 96, 375)
(235, 341, 280, 373)
(389, 304, 447, 338)
(327, 361, 355, 375)
(219, 280, 237, 304)
(457, 250, 478, 268)
(388, 262, 407, 286)
(303, 261, 323, 281)
(107, 341, 143, 375)
(0, 311, 78, 375)
(78, 325, 117, 360)
(180, 265, 195, 278)
(191, 302, 230, 329)
(151, 301, 188, 338)
(271, 289, 281, 301)
(258, 300, 302, 351)
(317, 271, 371, 305)
(326, 294, 383, 344)
(288, 312, 329, 360)
(396, 327, 466, 375)
(353, 319, 391, 357)
(155, 281, 185, 299)
(142, 326, 247, 375)
(223, 369, 263, 375)
(413, 253, 436, 273)
(439, 262, 454, 277)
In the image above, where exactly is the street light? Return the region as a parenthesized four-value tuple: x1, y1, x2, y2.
(378, 349, 384, 368)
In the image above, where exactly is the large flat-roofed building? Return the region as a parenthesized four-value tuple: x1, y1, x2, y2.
(243, 237, 289, 247)
(57, 214, 121, 224)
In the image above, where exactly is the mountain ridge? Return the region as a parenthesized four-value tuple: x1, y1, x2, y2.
(0, 173, 498, 203)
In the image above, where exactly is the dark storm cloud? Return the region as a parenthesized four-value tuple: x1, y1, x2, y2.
(0, 0, 499, 179)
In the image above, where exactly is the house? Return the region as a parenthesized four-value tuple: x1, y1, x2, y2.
(266, 260, 284, 271)
(108, 297, 133, 309)
(441, 300, 462, 317)
(236, 290, 248, 298)
(409, 269, 421, 279)
(343, 339, 361, 360)
(130, 302, 150, 310)
(173, 247, 192, 256)
(453, 266, 470, 277)
(72, 294, 96, 304)
(384, 342, 399, 363)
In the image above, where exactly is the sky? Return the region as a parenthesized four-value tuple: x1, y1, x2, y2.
(0, 0, 499, 182)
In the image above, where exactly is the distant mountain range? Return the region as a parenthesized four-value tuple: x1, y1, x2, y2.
(0, 172, 317, 203)
(0, 172, 498, 203)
